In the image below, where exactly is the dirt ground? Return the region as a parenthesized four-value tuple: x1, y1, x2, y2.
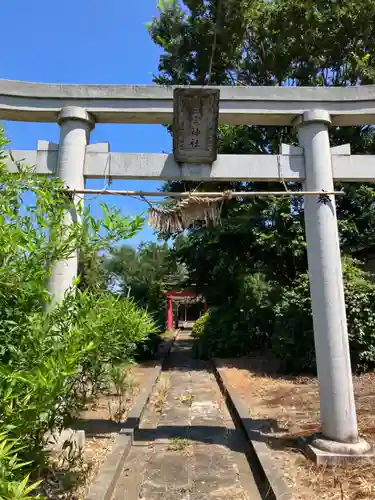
(221, 356, 375, 500)
(75, 362, 156, 499)
(42, 360, 156, 500)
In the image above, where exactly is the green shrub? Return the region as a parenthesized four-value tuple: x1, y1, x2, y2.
(271, 274, 315, 373)
(192, 273, 276, 359)
(0, 127, 156, 494)
(192, 262, 375, 375)
(191, 312, 209, 358)
(272, 259, 375, 373)
(0, 290, 158, 467)
(191, 312, 208, 339)
(191, 307, 257, 359)
(0, 434, 42, 500)
(345, 267, 375, 371)
(69, 291, 157, 380)
(134, 329, 162, 360)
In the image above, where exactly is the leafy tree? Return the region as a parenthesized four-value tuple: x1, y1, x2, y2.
(106, 241, 188, 329)
(148, 0, 375, 371)
(78, 249, 109, 293)
(149, 0, 375, 286)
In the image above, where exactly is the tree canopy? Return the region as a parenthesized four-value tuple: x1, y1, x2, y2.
(148, 0, 375, 294)
(147, 0, 375, 371)
(104, 241, 188, 327)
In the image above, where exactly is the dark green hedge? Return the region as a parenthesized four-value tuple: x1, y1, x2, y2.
(192, 261, 375, 374)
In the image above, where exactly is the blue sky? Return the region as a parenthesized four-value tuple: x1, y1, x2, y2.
(2, 0, 171, 247)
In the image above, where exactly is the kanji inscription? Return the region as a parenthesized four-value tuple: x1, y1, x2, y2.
(173, 88, 220, 164)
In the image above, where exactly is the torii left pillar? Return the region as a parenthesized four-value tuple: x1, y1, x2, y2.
(47, 107, 94, 306)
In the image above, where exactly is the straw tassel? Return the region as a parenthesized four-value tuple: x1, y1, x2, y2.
(148, 193, 232, 233)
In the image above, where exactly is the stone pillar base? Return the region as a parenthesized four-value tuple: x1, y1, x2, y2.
(300, 433, 373, 466)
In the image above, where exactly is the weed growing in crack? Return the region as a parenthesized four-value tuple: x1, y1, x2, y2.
(153, 377, 171, 413)
(168, 437, 189, 452)
(177, 393, 195, 406)
(107, 364, 138, 423)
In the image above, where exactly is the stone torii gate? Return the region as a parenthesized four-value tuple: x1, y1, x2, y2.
(2, 79, 375, 463)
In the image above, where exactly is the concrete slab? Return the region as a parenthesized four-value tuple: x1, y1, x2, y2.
(299, 436, 375, 466)
(214, 360, 292, 500)
(85, 336, 175, 500)
(112, 332, 260, 500)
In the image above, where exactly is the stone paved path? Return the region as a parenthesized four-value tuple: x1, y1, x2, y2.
(112, 332, 262, 500)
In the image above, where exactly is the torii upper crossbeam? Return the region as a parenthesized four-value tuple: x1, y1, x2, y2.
(1, 78, 375, 125)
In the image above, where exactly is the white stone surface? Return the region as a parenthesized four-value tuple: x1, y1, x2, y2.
(2, 78, 375, 125)
(297, 110, 359, 444)
(45, 428, 85, 457)
(6, 148, 375, 182)
(47, 107, 94, 306)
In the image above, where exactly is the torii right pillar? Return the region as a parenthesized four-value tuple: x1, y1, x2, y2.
(295, 110, 371, 464)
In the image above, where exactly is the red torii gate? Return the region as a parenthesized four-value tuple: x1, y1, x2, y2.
(165, 290, 208, 330)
